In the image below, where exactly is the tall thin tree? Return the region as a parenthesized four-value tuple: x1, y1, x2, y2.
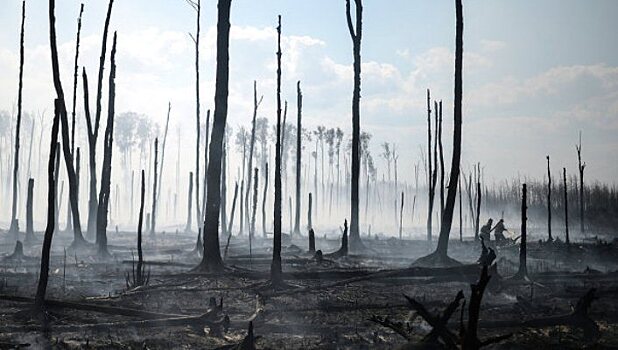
(576, 132, 585, 235)
(546, 155, 552, 241)
(195, 0, 232, 272)
(271, 15, 284, 284)
(293, 81, 303, 235)
(346, 0, 365, 251)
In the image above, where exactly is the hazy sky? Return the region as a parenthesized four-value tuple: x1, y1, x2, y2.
(1, 0, 617, 185)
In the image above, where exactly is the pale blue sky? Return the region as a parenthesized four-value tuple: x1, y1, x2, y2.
(1, 0, 617, 184)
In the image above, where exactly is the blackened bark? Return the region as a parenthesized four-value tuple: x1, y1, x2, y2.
(227, 181, 239, 235)
(293, 81, 302, 236)
(96, 32, 118, 258)
(547, 155, 552, 241)
(516, 183, 528, 278)
(196, 0, 231, 272)
(25, 178, 34, 242)
(399, 192, 404, 239)
(87, 0, 114, 239)
(308, 228, 315, 253)
(308, 192, 313, 230)
(34, 95, 60, 312)
(150, 138, 158, 236)
(137, 170, 145, 284)
(250, 168, 259, 238)
(271, 15, 283, 284)
(246, 81, 261, 236)
(185, 172, 193, 232)
(475, 180, 481, 241)
(438, 101, 445, 219)
(9, 0, 26, 236)
(191, 0, 202, 233)
(71, 3, 84, 156)
(434, 0, 463, 258)
(201, 110, 210, 227)
(576, 133, 585, 235)
(563, 167, 570, 244)
(262, 163, 268, 237)
(346, 0, 364, 250)
(221, 138, 228, 232)
(426, 89, 434, 241)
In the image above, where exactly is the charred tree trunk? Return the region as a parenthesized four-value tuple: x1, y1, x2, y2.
(155, 103, 171, 223)
(262, 163, 269, 237)
(271, 15, 284, 285)
(426, 89, 435, 242)
(96, 32, 118, 258)
(459, 172, 463, 242)
(220, 138, 228, 234)
(188, 0, 202, 234)
(246, 81, 261, 237)
(399, 192, 404, 239)
(34, 96, 61, 313)
(576, 133, 585, 235)
(136, 170, 146, 285)
(185, 172, 193, 232)
(240, 180, 245, 235)
(86, 0, 114, 239)
(48, 0, 87, 248)
(150, 138, 158, 236)
(563, 167, 570, 245)
(515, 183, 528, 279)
(293, 81, 303, 236)
(196, 0, 231, 272)
(475, 180, 481, 241)
(546, 155, 552, 241)
(438, 100, 445, 220)
(9, 0, 26, 237)
(308, 192, 313, 230)
(227, 181, 238, 235)
(346, 0, 364, 251)
(201, 110, 210, 228)
(308, 228, 315, 253)
(25, 178, 35, 243)
(250, 168, 259, 238)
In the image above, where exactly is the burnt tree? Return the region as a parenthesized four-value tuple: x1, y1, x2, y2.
(250, 168, 259, 238)
(86, 0, 114, 239)
(227, 181, 239, 235)
(261, 163, 268, 237)
(185, 172, 194, 232)
(96, 32, 118, 258)
(246, 81, 262, 235)
(9, 0, 26, 237)
(271, 15, 284, 285)
(293, 81, 303, 236)
(346, 0, 365, 251)
(576, 132, 585, 235)
(546, 155, 552, 241)
(25, 178, 35, 243)
(514, 183, 528, 280)
(127, 170, 149, 288)
(195, 0, 231, 272)
(150, 138, 158, 236)
(563, 167, 570, 244)
(417, 0, 464, 266)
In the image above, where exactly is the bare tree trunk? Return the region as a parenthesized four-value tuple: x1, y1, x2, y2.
(262, 163, 269, 237)
(308, 192, 313, 231)
(475, 180, 481, 241)
(34, 95, 61, 313)
(293, 81, 302, 236)
(87, 0, 115, 239)
(188, 0, 202, 234)
(25, 178, 34, 243)
(196, 0, 231, 272)
(185, 172, 193, 232)
(155, 103, 171, 222)
(399, 192, 404, 239)
(220, 138, 228, 233)
(437, 101, 445, 220)
(137, 170, 146, 284)
(96, 32, 118, 258)
(563, 167, 570, 245)
(250, 168, 259, 238)
(271, 15, 283, 285)
(227, 181, 238, 235)
(458, 172, 463, 242)
(150, 138, 158, 236)
(547, 155, 552, 241)
(576, 133, 585, 235)
(246, 81, 262, 237)
(9, 0, 26, 238)
(308, 228, 315, 253)
(201, 110, 210, 229)
(517, 183, 528, 278)
(426, 89, 434, 242)
(346, 0, 364, 251)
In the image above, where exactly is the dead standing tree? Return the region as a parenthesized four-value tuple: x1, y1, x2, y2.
(293, 81, 303, 236)
(262, 162, 269, 237)
(195, 0, 231, 273)
(416, 0, 464, 267)
(9, 0, 26, 238)
(576, 132, 585, 235)
(25, 178, 35, 243)
(33, 97, 60, 314)
(271, 15, 284, 285)
(96, 32, 118, 258)
(546, 155, 552, 241)
(150, 138, 158, 236)
(511, 183, 529, 281)
(186, 0, 202, 233)
(346, 0, 365, 251)
(126, 170, 149, 288)
(426, 89, 438, 242)
(246, 81, 262, 235)
(47, 0, 87, 248)
(563, 167, 570, 244)
(185, 171, 193, 232)
(85, 0, 114, 239)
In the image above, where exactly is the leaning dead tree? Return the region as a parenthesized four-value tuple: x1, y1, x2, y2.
(346, 0, 365, 251)
(153, 102, 171, 233)
(86, 0, 115, 239)
(293, 81, 303, 236)
(48, 0, 87, 248)
(33, 97, 61, 313)
(96, 32, 118, 258)
(195, 0, 231, 272)
(416, 0, 464, 266)
(546, 155, 552, 241)
(271, 15, 284, 285)
(127, 170, 149, 289)
(9, 0, 26, 237)
(576, 132, 585, 235)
